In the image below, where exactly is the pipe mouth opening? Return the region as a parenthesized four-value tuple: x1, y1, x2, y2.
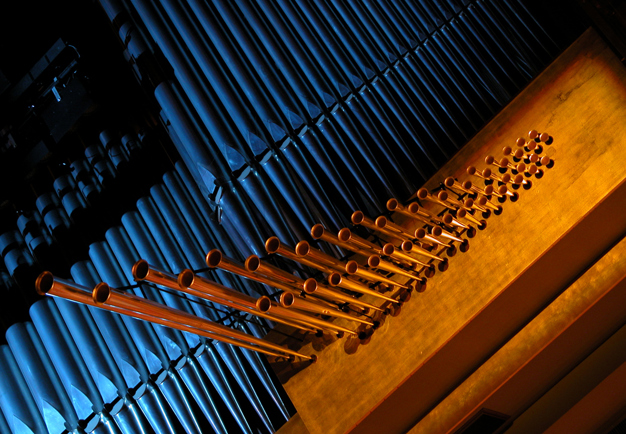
(401, 241, 413, 252)
(443, 214, 453, 225)
(295, 241, 309, 256)
(500, 157, 509, 167)
(375, 216, 386, 228)
(386, 198, 398, 211)
(382, 243, 394, 255)
(444, 177, 455, 187)
(415, 228, 426, 238)
(477, 196, 487, 206)
(256, 296, 271, 312)
(464, 198, 474, 208)
(328, 272, 341, 286)
(482, 168, 492, 177)
(310, 224, 324, 239)
(501, 173, 512, 183)
(206, 249, 222, 267)
(265, 237, 280, 254)
(407, 203, 419, 214)
(466, 166, 476, 175)
(437, 190, 448, 201)
(245, 255, 260, 272)
(367, 255, 380, 267)
(502, 146, 512, 155)
(303, 278, 317, 294)
(132, 259, 149, 281)
(484, 185, 494, 195)
(93, 282, 111, 304)
(35, 271, 54, 295)
(431, 226, 443, 237)
(345, 261, 358, 274)
(417, 188, 428, 200)
(484, 155, 494, 165)
(512, 174, 524, 184)
(462, 180, 472, 190)
(280, 292, 294, 307)
(351, 211, 364, 225)
(337, 228, 350, 242)
(178, 269, 194, 288)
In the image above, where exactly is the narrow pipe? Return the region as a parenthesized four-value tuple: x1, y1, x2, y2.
(387, 198, 435, 225)
(311, 224, 375, 256)
(336, 228, 384, 255)
(279, 293, 374, 326)
(417, 188, 455, 210)
(442, 213, 470, 230)
(382, 243, 429, 268)
(456, 209, 484, 227)
(444, 177, 473, 195)
(351, 211, 402, 241)
(344, 260, 407, 288)
(302, 278, 384, 313)
(482, 168, 511, 184)
(374, 216, 415, 242)
(328, 272, 399, 304)
(415, 228, 451, 248)
(265, 236, 338, 275)
(432, 226, 464, 244)
(406, 202, 446, 225)
(244, 255, 301, 286)
(367, 255, 418, 280)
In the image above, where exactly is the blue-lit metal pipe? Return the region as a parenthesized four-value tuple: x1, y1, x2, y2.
(0, 345, 48, 434)
(6, 322, 80, 433)
(29, 298, 105, 432)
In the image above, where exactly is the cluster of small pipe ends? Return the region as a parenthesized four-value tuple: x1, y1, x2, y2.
(35, 130, 553, 364)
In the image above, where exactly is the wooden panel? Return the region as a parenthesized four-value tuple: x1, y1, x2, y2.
(278, 28, 626, 434)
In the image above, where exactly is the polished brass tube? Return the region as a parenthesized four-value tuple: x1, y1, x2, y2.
(257, 296, 357, 337)
(280, 292, 374, 326)
(439, 191, 473, 212)
(415, 228, 451, 248)
(245, 255, 301, 286)
(132, 259, 178, 288)
(352, 211, 401, 241)
(525, 164, 539, 175)
(516, 137, 527, 147)
(388, 198, 435, 226)
(328, 272, 399, 304)
(456, 208, 483, 227)
(383, 243, 429, 268)
(485, 155, 507, 169)
(311, 224, 375, 256)
(444, 177, 474, 195)
(476, 195, 500, 212)
(503, 146, 539, 163)
(266, 236, 338, 276)
(539, 132, 550, 142)
(417, 188, 455, 210)
(406, 203, 446, 225)
(497, 184, 518, 198)
(374, 216, 415, 242)
(295, 241, 342, 270)
(302, 278, 385, 313)
(539, 155, 551, 166)
(178, 270, 319, 334)
(400, 241, 445, 265)
(367, 255, 418, 280)
(471, 198, 488, 213)
(336, 228, 383, 256)
(207, 249, 301, 294)
(432, 226, 464, 244)
(466, 166, 488, 181)
(442, 213, 470, 230)
(344, 260, 409, 288)
(91, 281, 313, 360)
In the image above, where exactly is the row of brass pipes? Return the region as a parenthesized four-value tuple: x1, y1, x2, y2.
(35, 130, 552, 362)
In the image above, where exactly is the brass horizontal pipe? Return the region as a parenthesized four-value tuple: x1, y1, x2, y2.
(311, 224, 376, 257)
(525, 164, 539, 175)
(328, 272, 399, 304)
(302, 278, 385, 313)
(466, 166, 488, 182)
(539, 132, 550, 142)
(456, 209, 483, 227)
(476, 195, 501, 212)
(539, 155, 551, 166)
(257, 296, 357, 337)
(406, 202, 446, 225)
(178, 270, 319, 334)
(345, 260, 409, 289)
(92, 281, 314, 360)
(280, 292, 374, 327)
(383, 243, 430, 268)
(442, 213, 470, 230)
(415, 228, 451, 248)
(352, 211, 401, 241)
(296, 241, 343, 270)
(516, 137, 527, 147)
(132, 259, 179, 288)
(375, 216, 416, 242)
(444, 177, 474, 195)
(482, 168, 511, 184)
(336, 228, 383, 256)
(440, 191, 473, 212)
(35, 272, 311, 360)
(207, 249, 301, 295)
(265, 237, 338, 276)
(367, 255, 419, 280)
(245, 255, 301, 286)
(401, 241, 445, 262)
(417, 188, 455, 210)
(484, 155, 507, 170)
(497, 184, 518, 198)
(432, 226, 464, 244)
(503, 146, 539, 163)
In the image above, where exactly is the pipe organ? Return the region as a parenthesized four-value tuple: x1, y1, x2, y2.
(5, 1, 625, 434)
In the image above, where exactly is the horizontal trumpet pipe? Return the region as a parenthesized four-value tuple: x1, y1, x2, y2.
(444, 177, 474, 195)
(367, 255, 419, 280)
(336, 228, 383, 256)
(207, 249, 302, 295)
(503, 146, 539, 163)
(406, 202, 446, 225)
(415, 228, 451, 248)
(417, 188, 455, 210)
(328, 272, 399, 304)
(345, 260, 409, 289)
(383, 243, 430, 268)
(280, 292, 374, 327)
(352, 211, 401, 241)
(256, 296, 357, 337)
(442, 213, 470, 230)
(311, 224, 377, 257)
(302, 278, 385, 313)
(375, 216, 416, 242)
(295, 241, 343, 270)
(132, 259, 178, 288)
(401, 239, 444, 262)
(467, 166, 489, 181)
(439, 190, 473, 211)
(476, 195, 500, 212)
(482, 168, 511, 184)
(456, 208, 483, 226)
(178, 270, 319, 334)
(432, 226, 463, 244)
(484, 155, 507, 169)
(94, 281, 313, 360)
(497, 184, 518, 198)
(266, 237, 339, 276)
(245, 255, 301, 286)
